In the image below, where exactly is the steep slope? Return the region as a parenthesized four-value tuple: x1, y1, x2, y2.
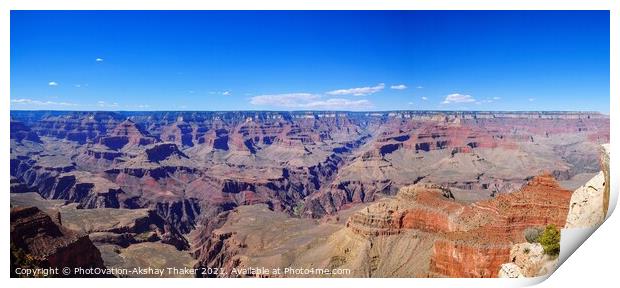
(10, 206, 105, 277)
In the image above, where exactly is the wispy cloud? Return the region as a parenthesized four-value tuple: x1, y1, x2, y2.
(408, 102, 414, 105)
(11, 98, 77, 106)
(48, 81, 58, 86)
(528, 98, 535, 102)
(301, 98, 372, 109)
(250, 93, 372, 109)
(209, 91, 231, 96)
(95, 58, 104, 62)
(421, 96, 428, 101)
(441, 93, 476, 104)
(250, 93, 320, 106)
(97, 101, 119, 108)
(493, 97, 501, 100)
(416, 86, 424, 89)
(390, 84, 407, 90)
(327, 83, 385, 96)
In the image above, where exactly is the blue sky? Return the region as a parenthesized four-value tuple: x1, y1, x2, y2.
(10, 11, 609, 112)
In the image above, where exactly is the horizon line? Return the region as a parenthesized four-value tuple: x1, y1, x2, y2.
(9, 109, 609, 115)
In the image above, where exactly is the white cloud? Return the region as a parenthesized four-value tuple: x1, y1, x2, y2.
(493, 97, 501, 100)
(528, 98, 535, 102)
(137, 104, 150, 108)
(416, 86, 424, 89)
(96, 101, 119, 108)
(421, 96, 428, 101)
(95, 58, 104, 62)
(250, 93, 372, 109)
(390, 84, 407, 90)
(327, 83, 385, 96)
(11, 98, 77, 106)
(408, 102, 414, 105)
(441, 93, 476, 104)
(300, 98, 372, 109)
(48, 81, 58, 86)
(250, 93, 320, 106)
(208, 91, 231, 96)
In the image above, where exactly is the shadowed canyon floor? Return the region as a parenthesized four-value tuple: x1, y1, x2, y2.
(10, 110, 609, 277)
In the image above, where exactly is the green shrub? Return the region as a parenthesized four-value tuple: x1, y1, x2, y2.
(538, 224, 561, 256)
(524, 227, 543, 243)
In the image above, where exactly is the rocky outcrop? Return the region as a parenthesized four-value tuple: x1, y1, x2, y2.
(341, 174, 571, 278)
(161, 120, 195, 147)
(98, 119, 156, 150)
(602, 144, 610, 216)
(565, 172, 606, 228)
(498, 263, 524, 278)
(565, 144, 610, 228)
(10, 120, 41, 143)
(345, 184, 458, 236)
(146, 143, 188, 163)
(427, 175, 571, 277)
(11, 157, 124, 209)
(10, 206, 105, 276)
(498, 242, 557, 278)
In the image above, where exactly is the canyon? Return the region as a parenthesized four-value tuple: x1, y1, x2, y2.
(10, 110, 609, 277)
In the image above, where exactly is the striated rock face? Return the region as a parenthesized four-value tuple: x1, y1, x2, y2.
(11, 120, 41, 143)
(98, 119, 156, 150)
(342, 174, 571, 278)
(10, 206, 105, 275)
(12, 157, 124, 209)
(10, 192, 192, 277)
(345, 184, 459, 236)
(565, 144, 610, 228)
(429, 240, 511, 278)
(10, 110, 608, 278)
(427, 175, 571, 277)
(192, 174, 573, 278)
(11, 110, 608, 234)
(145, 142, 188, 162)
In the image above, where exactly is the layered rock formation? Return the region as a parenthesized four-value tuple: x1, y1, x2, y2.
(193, 174, 572, 278)
(10, 206, 105, 276)
(10, 192, 192, 276)
(10, 110, 608, 278)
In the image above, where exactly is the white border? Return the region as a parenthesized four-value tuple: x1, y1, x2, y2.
(1, 1, 617, 288)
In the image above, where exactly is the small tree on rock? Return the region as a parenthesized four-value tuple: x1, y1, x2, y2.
(538, 224, 561, 256)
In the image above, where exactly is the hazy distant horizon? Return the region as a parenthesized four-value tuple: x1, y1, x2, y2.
(8, 109, 610, 115)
